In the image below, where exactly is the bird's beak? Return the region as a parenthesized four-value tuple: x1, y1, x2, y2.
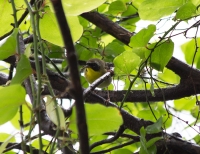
(84, 64, 89, 68)
(80, 65, 88, 72)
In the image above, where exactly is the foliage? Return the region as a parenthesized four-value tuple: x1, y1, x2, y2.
(0, 0, 200, 154)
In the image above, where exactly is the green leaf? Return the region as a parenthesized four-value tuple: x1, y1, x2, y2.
(194, 134, 200, 143)
(181, 38, 200, 69)
(138, 0, 184, 21)
(139, 127, 149, 154)
(0, 0, 25, 36)
(137, 109, 160, 122)
(147, 137, 162, 147)
(112, 149, 133, 154)
(146, 144, 157, 154)
(114, 50, 141, 76)
(191, 105, 199, 118)
(69, 104, 123, 136)
(157, 103, 172, 128)
(176, 2, 196, 20)
(11, 103, 32, 130)
(145, 40, 174, 71)
(0, 28, 18, 60)
(174, 97, 196, 111)
(0, 1, 13, 36)
(132, 47, 148, 59)
(0, 85, 25, 125)
(61, 0, 107, 16)
(146, 117, 162, 134)
(0, 133, 16, 154)
(105, 41, 125, 57)
(40, 7, 83, 46)
(150, 79, 155, 97)
(158, 68, 180, 84)
(129, 25, 156, 47)
(108, 1, 127, 15)
(45, 96, 66, 130)
(0, 133, 15, 142)
(31, 138, 51, 153)
(191, 0, 200, 6)
(11, 54, 32, 84)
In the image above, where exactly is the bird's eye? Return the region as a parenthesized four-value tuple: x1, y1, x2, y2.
(88, 63, 100, 71)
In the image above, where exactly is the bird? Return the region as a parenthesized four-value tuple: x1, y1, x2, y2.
(84, 58, 112, 88)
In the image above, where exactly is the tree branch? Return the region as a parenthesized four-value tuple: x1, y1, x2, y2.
(50, 0, 89, 153)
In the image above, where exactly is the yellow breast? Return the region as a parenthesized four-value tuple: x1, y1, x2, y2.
(84, 67, 103, 84)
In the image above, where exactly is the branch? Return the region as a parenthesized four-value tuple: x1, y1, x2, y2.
(2, 142, 48, 154)
(50, 0, 89, 154)
(89, 91, 200, 154)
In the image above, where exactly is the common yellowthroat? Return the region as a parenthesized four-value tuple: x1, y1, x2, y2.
(84, 58, 112, 88)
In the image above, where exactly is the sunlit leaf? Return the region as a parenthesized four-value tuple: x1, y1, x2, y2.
(112, 149, 133, 154)
(114, 50, 141, 76)
(108, 0, 127, 15)
(145, 40, 174, 71)
(129, 24, 156, 47)
(139, 127, 149, 154)
(45, 96, 66, 130)
(139, 0, 184, 20)
(105, 41, 125, 57)
(11, 103, 32, 130)
(62, 0, 107, 15)
(0, 133, 15, 142)
(176, 2, 196, 20)
(174, 97, 196, 111)
(194, 134, 200, 143)
(0, 133, 16, 154)
(0, 85, 26, 125)
(0, 0, 25, 36)
(40, 7, 83, 46)
(69, 104, 123, 136)
(31, 138, 51, 153)
(158, 68, 180, 84)
(0, 28, 18, 60)
(181, 38, 200, 69)
(137, 109, 160, 122)
(11, 54, 32, 84)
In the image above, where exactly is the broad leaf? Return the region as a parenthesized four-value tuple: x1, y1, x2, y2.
(174, 97, 196, 111)
(11, 54, 32, 84)
(145, 40, 174, 71)
(146, 117, 162, 134)
(31, 138, 51, 153)
(158, 68, 180, 84)
(0, 28, 18, 60)
(0, 0, 25, 36)
(69, 104, 123, 136)
(137, 109, 160, 122)
(181, 38, 200, 69)
(11, 103, 32, 130)
(0, 133, 16, 154)
(45, 96, 66, 130)
(108, 1, 127, 15)
(0, 133, 15, 143)
(114, 50, 141, 76)
(139, 127, 149, 154)
(62, 0, 107, 15)
(105, 41, 125, 57)
(40, 7, 83, 46)
(138, 0, 184, 20)
(129, 25, 156, 47)
(176, 2, 196, 20)
(0, 85, 26, 125)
